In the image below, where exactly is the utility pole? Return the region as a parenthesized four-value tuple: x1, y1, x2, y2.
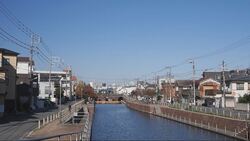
(48, 56, 52, 99)
(28, 34, 35, 112)
(168, 67, 172, 103)
(59, 78, 62, 123)
(222, 60, 226, 108)
(190, 60, 196, 105)
(69, 66, 73, 102)
(156, 75, 159, 100)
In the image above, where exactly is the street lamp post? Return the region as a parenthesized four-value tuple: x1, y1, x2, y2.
(59, 78, 63, 123)
(189, 60, 196, 105)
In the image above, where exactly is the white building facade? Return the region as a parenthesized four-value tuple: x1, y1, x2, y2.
(34, 70, 73, 102)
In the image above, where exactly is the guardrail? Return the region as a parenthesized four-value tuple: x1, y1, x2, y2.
(37, 100, 84, 129)
(157, 102, 250, 121)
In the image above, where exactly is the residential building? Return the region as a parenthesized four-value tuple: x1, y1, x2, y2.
(175, 80, 193, 102)
(198, 78, 221, 98)
(16, 57, 39, 111)
(0, 48, 19, 117)
(226, 75, 250, 102)
(200, 69, 250, 107)
(34, 70, 72, 102)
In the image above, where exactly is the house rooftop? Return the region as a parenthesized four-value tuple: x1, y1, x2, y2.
(0, 48, 19, 56)
(227, 75, 250, 82)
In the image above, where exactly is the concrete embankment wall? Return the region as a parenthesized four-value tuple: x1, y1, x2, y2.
(125, 101, 249, 141)
(86, 104, 95, 140)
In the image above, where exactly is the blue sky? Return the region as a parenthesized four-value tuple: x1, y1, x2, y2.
(1, 0, 250, 83)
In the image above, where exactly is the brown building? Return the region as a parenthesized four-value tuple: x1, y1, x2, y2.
(198, 78, 220, 98)
(0, 48, 19, 117)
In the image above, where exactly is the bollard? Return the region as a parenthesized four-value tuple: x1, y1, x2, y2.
(234, 129, 236, 136)
(57, 136, 60, 141)
(76, 134, 78, 141)
(225, 125, 227, 133)
(38, 120, 41, 129)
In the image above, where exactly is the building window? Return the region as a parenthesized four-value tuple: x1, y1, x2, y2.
(45, 86, 50, 94)
(236, 83, 244, 90)
(3, 58, 10, 66)
(205, 90, 216, 96)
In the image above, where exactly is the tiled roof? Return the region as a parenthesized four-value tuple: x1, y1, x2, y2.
(0, 48, 19, 55)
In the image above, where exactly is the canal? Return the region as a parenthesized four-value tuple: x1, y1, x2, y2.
(91, 104, 238, 140)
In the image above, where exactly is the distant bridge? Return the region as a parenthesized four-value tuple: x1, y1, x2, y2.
(96, 94, 124, 101)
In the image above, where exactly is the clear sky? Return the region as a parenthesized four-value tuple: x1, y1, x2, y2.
(1, 0, 250, 83)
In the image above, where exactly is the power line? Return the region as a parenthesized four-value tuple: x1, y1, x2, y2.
(0, 1, 37, 37)
(191, 36, 250, 60)
(0, 27, 30, 46)
(0, 30, 30, 50)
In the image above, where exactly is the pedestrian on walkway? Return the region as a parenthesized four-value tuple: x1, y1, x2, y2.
(68, 104, 71, 112)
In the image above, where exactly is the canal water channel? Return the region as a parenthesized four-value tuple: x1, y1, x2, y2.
(91, 104, 238, 140)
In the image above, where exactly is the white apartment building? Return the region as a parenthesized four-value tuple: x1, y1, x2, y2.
(34, 70, 73, 102)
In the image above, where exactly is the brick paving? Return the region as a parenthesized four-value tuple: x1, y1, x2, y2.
(26, 119, 83, 140)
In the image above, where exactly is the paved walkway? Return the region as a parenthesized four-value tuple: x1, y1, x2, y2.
(0, 100, 76, 140)
(25, 102, 87, 141)
(26, 119, 83, 140)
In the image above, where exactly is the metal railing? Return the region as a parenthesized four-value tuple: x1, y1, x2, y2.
(37, 100, 85, 129)
(157, 102, 250, 120)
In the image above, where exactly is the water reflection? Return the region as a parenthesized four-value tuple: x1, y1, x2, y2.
(91, 104, 237, 141)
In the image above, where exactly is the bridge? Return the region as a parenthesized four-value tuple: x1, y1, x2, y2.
(95, 94, 124, 102)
